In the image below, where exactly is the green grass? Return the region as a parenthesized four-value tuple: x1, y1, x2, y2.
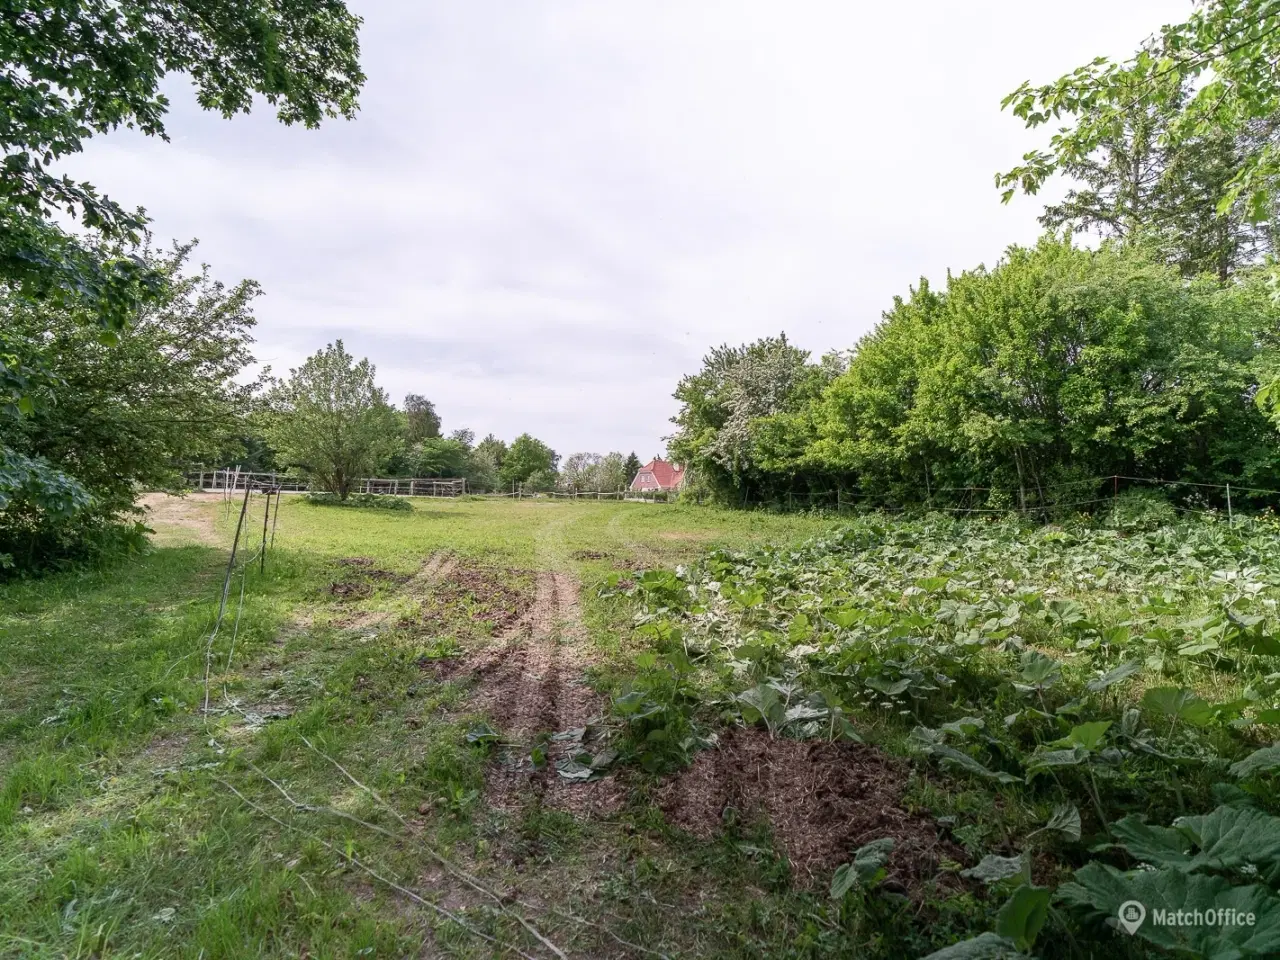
(0, 496, 861, 960)
(16, 496, 1270, 958)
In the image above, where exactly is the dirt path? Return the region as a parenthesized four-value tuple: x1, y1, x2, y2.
(469, 569, 596, 736)
(438, 513, 625, 814)
(138, 492, 225, 546)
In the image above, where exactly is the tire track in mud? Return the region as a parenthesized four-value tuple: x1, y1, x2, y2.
(469, 569, 596, 737)
(426, 512, 627, 818)
(415, 550, 457, 584)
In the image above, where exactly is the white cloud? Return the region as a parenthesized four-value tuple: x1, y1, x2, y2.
(62, 0, 1185, 458)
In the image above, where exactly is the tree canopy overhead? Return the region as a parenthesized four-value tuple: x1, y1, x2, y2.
(999, 1, 1280, 227)
(1, 0, 365, 329)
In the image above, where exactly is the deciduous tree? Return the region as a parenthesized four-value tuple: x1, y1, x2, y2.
(403, 394, 441, 443)
(1, 243, 261, 569)
(1, 0, 365, 330)
(498, 434, 558, 488)
(265, 341, 399, 500)
(999, 1, 1280, 229)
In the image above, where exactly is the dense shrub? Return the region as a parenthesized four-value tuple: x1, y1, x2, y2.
(1, 245, 259, 574)
(670, 239, 1280, 508)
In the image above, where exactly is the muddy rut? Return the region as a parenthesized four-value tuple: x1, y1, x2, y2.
(467, 569, 597, 737)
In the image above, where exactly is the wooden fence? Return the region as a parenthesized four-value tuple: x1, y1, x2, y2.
(188, 470, 467, 498)
(188, 470, 675, 503)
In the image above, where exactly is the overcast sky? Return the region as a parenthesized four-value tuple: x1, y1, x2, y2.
(66, 1, 1185, 460)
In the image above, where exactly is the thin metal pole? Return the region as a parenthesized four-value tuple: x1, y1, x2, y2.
(260, 485, 271, 574)
(270, 487, 282, 549)
(215, 483, 253, 631)
(1227, 483, 1233, 528)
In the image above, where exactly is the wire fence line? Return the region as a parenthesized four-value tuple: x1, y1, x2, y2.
(187, 467, 1279, 522)
(189, 474, 664, 959)
(190, 470, 469, 497)
(704, 474, 1280, 524)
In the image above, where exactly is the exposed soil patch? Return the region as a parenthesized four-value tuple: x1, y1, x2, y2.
(656, 728, 963, 893)
(465, 571, 598, 737)
(138, 491, 224, 546)
(328, 560, 411, 602)
(330, 580, 374, 600)
(413, 564, 535, 638)
(572, 549, 610, 561)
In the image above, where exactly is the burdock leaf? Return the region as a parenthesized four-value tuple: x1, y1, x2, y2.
(961, 854, 1026, 885)
(1086, 660, 1141, 693)
(920, 933, 1024, 959)
(1231, 743, 1280, 779)
(1059, 863, 1280, 956)
(1030, 803, 1081, 842)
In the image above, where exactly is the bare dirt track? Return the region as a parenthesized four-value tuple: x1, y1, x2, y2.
(138, 491, 225, 546)
(467, 569, 598, 738)
(416, 514, 629, 818)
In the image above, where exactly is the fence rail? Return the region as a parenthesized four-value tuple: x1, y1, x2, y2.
(188, 470, 468, 498)
(187, 470, 682, 503)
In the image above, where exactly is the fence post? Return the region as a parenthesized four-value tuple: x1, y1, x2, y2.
(1227, 483, 1234, 528)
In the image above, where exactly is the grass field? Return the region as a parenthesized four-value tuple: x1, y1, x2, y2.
(0, 495, 846, 960)
(6, 494, 1280, 959)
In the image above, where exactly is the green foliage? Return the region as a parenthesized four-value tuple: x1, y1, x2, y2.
(264, 341, 401, 501)
(409, 438, 471, 478)
(402, 393, 441, 443)
(1108, 804, 1280, 877)
(994, 884, 1049, 953)
(961, 854, 1028, 885)
(1231, 744, 1280, 780)
(668, 334, 842, 505)
(559, 451, 631, 493)
(1, 244, 259, 572)
(1060, 859, 1280, 956)
(619, 506, 1280, 956)
(999, 1, 1280, 232)
(669, 241, 1280, 508)
(0, 0, 364, 330)
(498, 433, 559, 488)
(830, 838, 894, 898)
(1020, 66, 1275, 281)
(922, 932, 1026, 959)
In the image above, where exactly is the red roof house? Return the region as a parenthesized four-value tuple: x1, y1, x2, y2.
(630, 458, 685, 492)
